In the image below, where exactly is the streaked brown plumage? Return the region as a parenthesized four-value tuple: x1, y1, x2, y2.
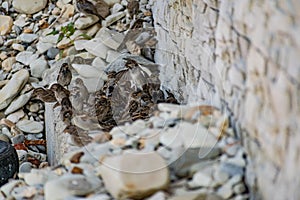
(75, 0, 109, 19)
(63, 125, 93, 147)
(50, 83, 70, 103)
(127, 0, 139, 18)
(57, 63, 72, 87)
(60, 97, 73, 124)
(31, 88, 57, 103)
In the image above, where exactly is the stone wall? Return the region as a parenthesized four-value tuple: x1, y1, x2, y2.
(151, 0, 300, 199)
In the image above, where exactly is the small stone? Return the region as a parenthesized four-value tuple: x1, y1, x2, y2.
(220, 163, 244, 177)
(29, 57, 48, 78)
(16, 150, 28, 162)
(217, 185, 233, 199)
(0, 180, 25, 197)
(59, 4, 75, 23)
(16, 51, 39, 66)
(233, 183, 246, 194)
(36, 41, 53, 54)
(102, 11, 126, 27)
(111, 3, 124, 13)
(19, 162, 33, 173)
(0, 69, 29, 110)
(100, 151, 169, 199)
(47, 47, 60, 59)
(23, 170, 48, 186)
(83, 38, 110, 59)
(74, 40, 86, 51)
(103, 0, 121, 6)
(2, 57, 16, 72)
(189, 171, 212, 187)
(213, 169, 230, 185)
(29, 103, 39, 113)
(11, 134, 25, 144)
(13, 0, 48, 14)
(75, 15, 99, 30)
(12, 43, 25, 51)
(0, 15, 13, 35)
(44, 174, 102, 200)
(16, 119, 44, 134)
(7, 109, 25, 123)
(95, 27, 124, 50)
(17, 33, 38, 43)
(5, 92, 32, 115)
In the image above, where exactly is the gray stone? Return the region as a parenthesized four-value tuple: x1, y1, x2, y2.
(220, 163, 244, 177)
(19, 162, 32, 173)
(30, 56, 48, 78)
(111, 3, 124, 14)
(13, 0, 48, 14)
(36, 41, 53, 54)
(11, 134, 25, 144)
(233, 183, 246, 194)
(47, 47, 60, 59)
(17, 33, 38, 43)
(16, 51, 39, 66)
(16, 119, 44, 134)
(217, 185, 233, 199)
(29, 103, 39, 113)
(72, 64, 107, 79)
(189, 170, 213, 187)
(12, 43, 25, 51)
(75, 15, 99, 30)
(102, 11, 126, 27)
(0, 69, 29, 110)
(4, 91, 32, 115)
(106, 50, 122, 63)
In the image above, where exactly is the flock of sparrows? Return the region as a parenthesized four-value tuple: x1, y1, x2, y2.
(31, 63, 96, 147)
(75, 0, 139, 20)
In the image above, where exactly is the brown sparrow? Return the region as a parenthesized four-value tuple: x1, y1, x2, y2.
(31, 88, 57, 103)
(60, 97, 73, 124)
(50, 83, 70, 103)
(74, 78, 89, 103)
(57, 63, 72, 87)
(63, 125, 93, 147)
(75, 0, 109, 19)
(127, 0, 139, 18)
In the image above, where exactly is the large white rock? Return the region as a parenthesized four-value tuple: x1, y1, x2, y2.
(0, 69, 29, 110)
(75, 15, 99, 30)
(100, 151, 169, 199)
(13, 0, 48, 14)
(44, 174, 102, 200)
(95, 27, 124, 50)
(16, 51, 39, 66)
(0, 15, 13, 35)
(83, 38, 110, 59)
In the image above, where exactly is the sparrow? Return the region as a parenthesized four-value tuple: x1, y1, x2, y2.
(63, 125, 93, 147)
(50, 83, 70, 103)
(31, 88, 57, 103)
(127, 0, 139, 18)
(75, 0, 109, 19)
(57, 63, 72, 87)
(70, 87, 83, 112)
(60, 97, 73, 124)
(74, 78, 89, 103)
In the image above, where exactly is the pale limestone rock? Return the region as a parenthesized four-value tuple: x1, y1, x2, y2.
(12, 43, 25, 51)
(0, 69, 29, 110)
(13, 0, 48, 14)
(83, 38, 110, 59)
(100, 151, 169, 199)
(16, 51, 39, 66)
(0, 15, 13, 35)
(71, 64, 107, 79)
(30, 57, 49, 78)
(5, 92, 32, 115)
(103, 0, 121, 6)
(95, 27, 125, 50)
(2, 57, 16, 72)
(102, 11, 126, 27)
(16, 119, 44, 134)
(75, 15, 99, 30)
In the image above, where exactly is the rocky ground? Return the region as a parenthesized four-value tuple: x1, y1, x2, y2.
(0, 0, 249, 199)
